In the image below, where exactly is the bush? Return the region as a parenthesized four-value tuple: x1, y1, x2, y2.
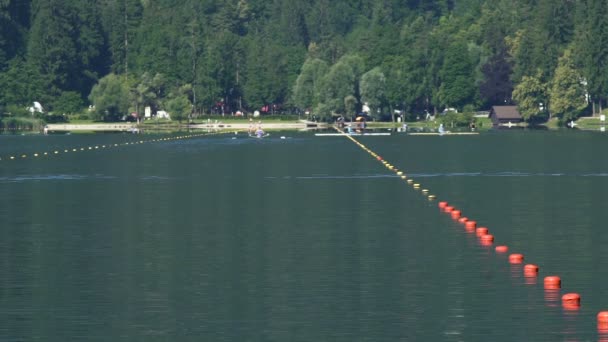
(72, 113, 91, 121)
(0, 116, 43, 131)
(438, 111, 475, 128)
(52, 91, 84, 115)
(4, 104, 30, 117)
(45, 114, 68, 123)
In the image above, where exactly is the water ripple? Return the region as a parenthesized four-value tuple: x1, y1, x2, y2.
(140, 176, 172, 181)
(0, 174, 115, 183)
(267, 172, 608, 180)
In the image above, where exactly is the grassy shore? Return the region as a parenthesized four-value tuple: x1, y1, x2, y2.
(573, 116, 607, 130)
(25, 113, 608, 133)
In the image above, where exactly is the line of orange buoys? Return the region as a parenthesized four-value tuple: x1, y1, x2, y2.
(0, 132, 225, 163)
(336, 127, 608, 336)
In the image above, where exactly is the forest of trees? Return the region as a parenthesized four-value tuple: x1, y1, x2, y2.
(1, 0, 607, 123)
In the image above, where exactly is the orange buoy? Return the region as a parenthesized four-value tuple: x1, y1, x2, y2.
(465, 221, 476, 230)
(458, 217, 468, 224)
(476, 227, 488, 237)
(480, 234, 494, 242)
(509, 253, 524, 264)
(438, 201, 448, 209)
(562, 293, 581, 306)
(479, 234, 494, 246)
(563, 303, 581, 312)
(377, 156, 382, 161)
(600, 312, 608, 324)
(451, 210, 461, 219)
(444, 206, 454, 213)
(598, 322, 608, 335)
(524, 264, 539, 276)
(495, 245, 508, 253)
(544, 276, 561, 289)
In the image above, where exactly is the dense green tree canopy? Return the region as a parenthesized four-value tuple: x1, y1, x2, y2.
(0, 0, 600, 123)
(512, 72, 547, 122)
(549, 49, 587, 122)
(88, 73, 129, 121)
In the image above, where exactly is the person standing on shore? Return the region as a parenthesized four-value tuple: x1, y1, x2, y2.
(248, 118, 255, 135)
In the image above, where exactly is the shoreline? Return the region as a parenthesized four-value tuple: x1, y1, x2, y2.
(46, 120, 329, 132)
(33, 117, 608, 134)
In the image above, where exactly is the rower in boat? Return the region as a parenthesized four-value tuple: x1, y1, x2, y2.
(254, 121, 266, 138)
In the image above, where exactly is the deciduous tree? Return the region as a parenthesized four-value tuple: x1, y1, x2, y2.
(512, 71, 547, 122)
(360, 67, 387, 120)
(549, 49, 587, 122)
(88, 73, 129, 121)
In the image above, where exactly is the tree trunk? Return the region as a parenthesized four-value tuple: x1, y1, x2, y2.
(124, 0, 128, 80)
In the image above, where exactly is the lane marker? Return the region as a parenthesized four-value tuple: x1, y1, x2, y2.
(333, 126, 600, 331)
(0, 132, 226, 163)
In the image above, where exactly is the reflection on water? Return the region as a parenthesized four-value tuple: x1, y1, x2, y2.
(0, 131, 607, 341)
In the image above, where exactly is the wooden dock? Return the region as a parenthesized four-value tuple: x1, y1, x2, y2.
(47, 123, 137, 132)
(408, 132, 479, 136)
(315, 132, 391, 136)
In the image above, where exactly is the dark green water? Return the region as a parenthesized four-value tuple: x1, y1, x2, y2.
(1, 130, 607, 341)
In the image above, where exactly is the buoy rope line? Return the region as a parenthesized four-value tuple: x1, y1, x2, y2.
(333, 126, 608, 334)
(0, 131, 227, 162)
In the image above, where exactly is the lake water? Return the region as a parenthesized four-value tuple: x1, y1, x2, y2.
(1, 130, 607, 341)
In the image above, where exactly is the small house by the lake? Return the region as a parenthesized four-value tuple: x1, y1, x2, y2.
(489, 106, 523, 126)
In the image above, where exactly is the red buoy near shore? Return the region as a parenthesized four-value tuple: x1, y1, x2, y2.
(465, 221, 476, 232)
(544, 276, 561, 289)
(444, 206, 454, 213)
(451, 210, 461, 219)
(438, 201, 448, 209)
(600, 312, 608, 324)
(495, 245, 508, 253)
(509, 253, 524, 264)
(458, 217, 468, 224)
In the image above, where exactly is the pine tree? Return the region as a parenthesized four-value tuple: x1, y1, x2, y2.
(437, 40, 477, 109)
(100, 0, 143, 75)
(0, 0, 30, 68)
(575, 0, 608, 113)
(26, 0, 77, 102)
